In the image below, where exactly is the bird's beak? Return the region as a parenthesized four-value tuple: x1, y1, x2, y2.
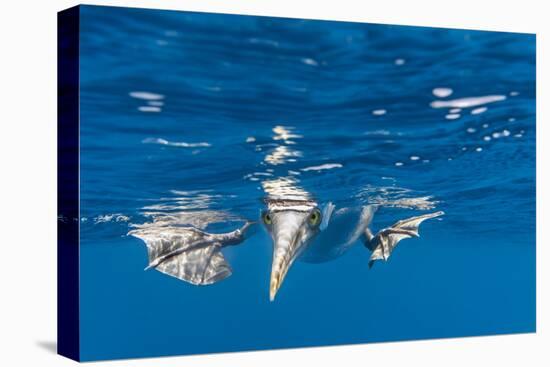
(269, 212, 307, 301)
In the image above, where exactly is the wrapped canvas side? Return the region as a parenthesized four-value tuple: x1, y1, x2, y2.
(57, 5, 80, 362)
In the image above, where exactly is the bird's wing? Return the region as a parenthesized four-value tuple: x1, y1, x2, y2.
(368, 211, 444, 267)
(300, 205, 377, 263)
(155, 243, 232, 285)
(390, 211, 445, 233)
(129, 227, 232, 285)
(129, 227, 203, 264)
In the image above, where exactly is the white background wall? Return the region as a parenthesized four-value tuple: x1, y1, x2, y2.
(0, 0, 547, 366)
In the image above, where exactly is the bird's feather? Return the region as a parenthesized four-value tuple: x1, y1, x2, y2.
(155, 243, 232, 285)
(129, 226, 232, 285)
(368, 211, 444, 267)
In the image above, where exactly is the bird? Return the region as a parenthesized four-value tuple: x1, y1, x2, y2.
(128, 198, 443, 301)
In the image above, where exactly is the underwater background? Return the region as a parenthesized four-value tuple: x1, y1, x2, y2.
(76, 5, 535, 361)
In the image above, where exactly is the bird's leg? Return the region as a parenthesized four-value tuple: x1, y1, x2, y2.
(363, 227, 375, 251)
(359, 205, 378, 250)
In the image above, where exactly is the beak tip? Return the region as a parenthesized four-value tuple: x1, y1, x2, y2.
(269, 282, 278, 302)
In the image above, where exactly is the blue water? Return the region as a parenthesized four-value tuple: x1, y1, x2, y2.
(77, 5, 536, 361)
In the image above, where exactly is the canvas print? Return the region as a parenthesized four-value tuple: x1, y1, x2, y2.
(57, 5, 536, 362)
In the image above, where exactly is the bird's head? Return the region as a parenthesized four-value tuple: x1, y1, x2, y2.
(262, 201, 322, 301)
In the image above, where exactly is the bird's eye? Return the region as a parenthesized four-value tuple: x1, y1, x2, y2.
(263, 212, 272, 225)
(309, 209, 321, 226)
